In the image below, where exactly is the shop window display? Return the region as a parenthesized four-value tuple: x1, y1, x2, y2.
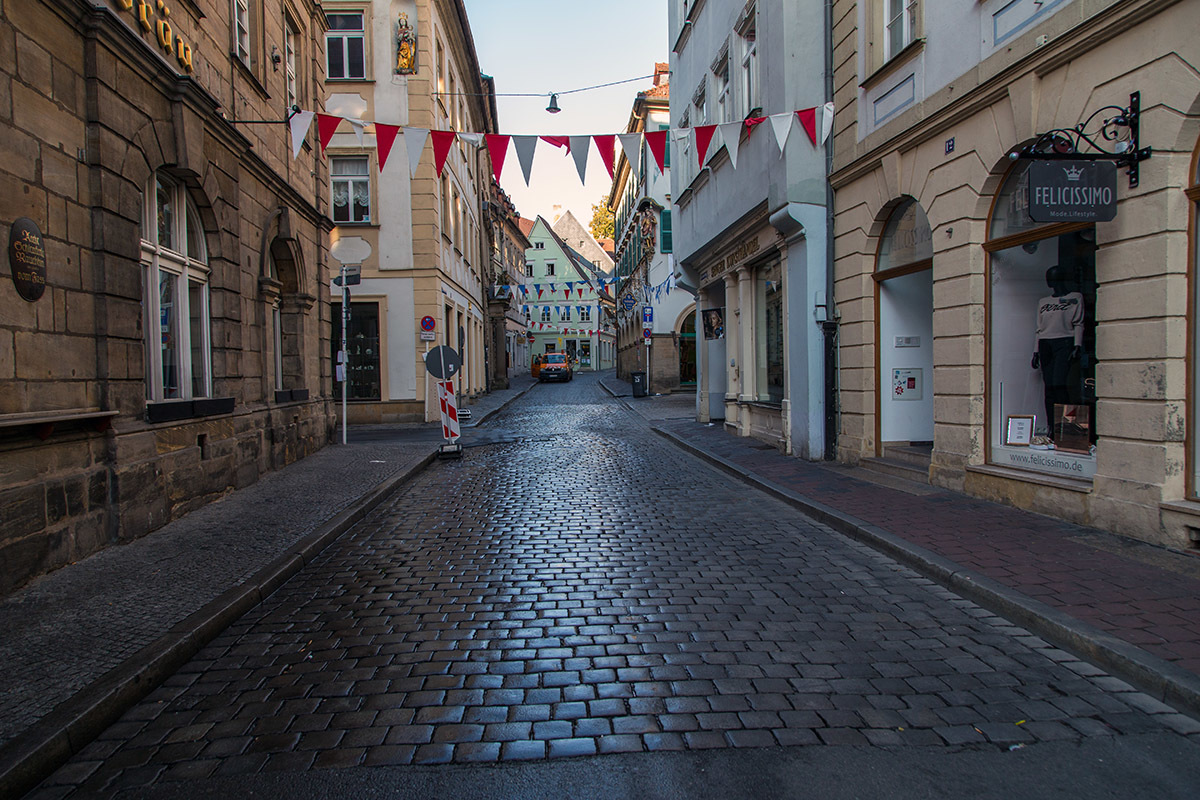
(331, 302, 381, 400)
(756, 261, 784, 403)
(988, 162, 1097, 479)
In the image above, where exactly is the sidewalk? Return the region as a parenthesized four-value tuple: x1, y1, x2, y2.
(0, 375, 536, 797)
(599, 374, 1200, 721)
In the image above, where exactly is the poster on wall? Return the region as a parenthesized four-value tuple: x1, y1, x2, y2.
(892, 368, 923, 401)
(703, 307, 725, 339)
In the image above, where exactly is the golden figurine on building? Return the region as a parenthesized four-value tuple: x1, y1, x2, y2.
(396, 12, 416, 74)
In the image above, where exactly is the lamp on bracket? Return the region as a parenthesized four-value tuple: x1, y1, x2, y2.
(546, 94, 561, 114)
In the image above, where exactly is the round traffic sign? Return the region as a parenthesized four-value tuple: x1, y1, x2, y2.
(424, 345, 461, 379)
(420, 315, 436, 332)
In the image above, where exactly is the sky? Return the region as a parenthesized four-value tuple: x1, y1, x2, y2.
(461, 0, 668, 228)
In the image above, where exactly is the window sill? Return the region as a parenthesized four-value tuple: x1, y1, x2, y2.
(0, 408, 118, 440)
(860, 38, 925, 92)
(146, 397, 235, 424)
(966, 463, 1092, 492)
(334, 221, 377, 228)
(327, 77, 374, 84)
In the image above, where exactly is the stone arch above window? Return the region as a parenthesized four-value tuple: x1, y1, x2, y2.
(876, 197, 932, 273)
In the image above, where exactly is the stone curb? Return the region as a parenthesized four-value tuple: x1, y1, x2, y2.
(0, 450, 439, 799)
(651, 424, 1200, 721)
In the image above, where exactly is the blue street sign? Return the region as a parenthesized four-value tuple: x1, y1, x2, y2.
(643, 305, 653, 323)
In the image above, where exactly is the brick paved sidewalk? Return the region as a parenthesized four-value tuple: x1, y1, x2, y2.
(598, 374, 1200, 719)
(0, 377, 536, 796)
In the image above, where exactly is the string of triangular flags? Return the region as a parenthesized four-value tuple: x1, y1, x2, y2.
(503, 278, 619, 300)
(618, 271, 680, 321)
(527, 324, 612, 336)
(289, 103, 834, 186)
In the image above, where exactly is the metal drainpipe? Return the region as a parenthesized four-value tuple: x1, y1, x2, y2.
(822, 0, 838, 462)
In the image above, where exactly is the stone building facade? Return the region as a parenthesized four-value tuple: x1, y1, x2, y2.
(323, 0, 492, 423)
(484, 180, 529, 390)
(670, 0, 833, 458)
(610, 65, 695, 394)
(0, 0, 333, 594)
(831, 0, 1200, 548)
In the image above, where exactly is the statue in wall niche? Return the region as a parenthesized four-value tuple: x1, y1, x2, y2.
(396, 12, 417, 74)
(639, 209, 657, 260)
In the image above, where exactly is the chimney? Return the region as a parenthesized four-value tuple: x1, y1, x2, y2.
(653, 63, 669, 86)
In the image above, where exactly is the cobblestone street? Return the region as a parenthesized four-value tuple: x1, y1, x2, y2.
(29, 375, 1200, 797)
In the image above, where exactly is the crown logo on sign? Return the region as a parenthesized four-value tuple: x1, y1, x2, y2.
(1063, 165, 1084, 181)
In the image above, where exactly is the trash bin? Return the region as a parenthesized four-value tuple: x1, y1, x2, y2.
(631, 371, 647, 398)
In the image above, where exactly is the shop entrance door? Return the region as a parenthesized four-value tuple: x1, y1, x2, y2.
(679, 310, 697, 385)
(878, 268, 934, 451)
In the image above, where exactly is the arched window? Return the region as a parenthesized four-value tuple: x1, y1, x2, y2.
(141, 174, 211, 401)
(986, 161, 1097, 479)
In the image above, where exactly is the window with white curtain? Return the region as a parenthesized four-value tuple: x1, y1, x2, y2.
(331, 156, 370, 223)
(141, 174, 211, 401)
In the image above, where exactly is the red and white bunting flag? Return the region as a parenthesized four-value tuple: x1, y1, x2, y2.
(820, 101, 835, 144)
(375, 123, 400, 171)
(644, 130, 668, 175)
(316, 113, 343, 152)
(769, 112, 793, 154)
(695, 124, 717, 166)
(404, 127, 429, 178)
(348, 119, 365, 146)
(289, 111, 314, 159)
(795, 107, 817, 146)
(717, 121, 742, 169)
(540, 135, 571, 153)
(513, 135, 538, 186)
(569, 136, 590, 184)
(744, 116, 768, 136)
(485, 134, 510, 182)
(459, 132, 484, 148)
(594, 134, 617, 179)
(430, 130, 456, 177)
(617, 132, 642, 169)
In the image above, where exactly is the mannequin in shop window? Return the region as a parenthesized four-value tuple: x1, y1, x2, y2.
(1031, 265, 1084, 439)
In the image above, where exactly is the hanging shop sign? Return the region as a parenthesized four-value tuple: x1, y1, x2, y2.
(8, 217, 47, 302)
(1010, 92, 1151, 188)
(1027, 161, 1117, 223)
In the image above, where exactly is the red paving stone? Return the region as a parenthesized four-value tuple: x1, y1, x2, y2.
(657, 419, 1200, 678)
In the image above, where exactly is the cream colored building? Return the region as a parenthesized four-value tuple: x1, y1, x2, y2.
(831, 0, 1200, 548)
(323, 0, 492, 422)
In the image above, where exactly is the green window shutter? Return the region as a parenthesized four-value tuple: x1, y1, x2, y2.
(660, 123, 670, 169)
(660, 209, 672, 253)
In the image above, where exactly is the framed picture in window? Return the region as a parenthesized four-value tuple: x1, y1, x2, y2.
(1004, 415, 1035, 446)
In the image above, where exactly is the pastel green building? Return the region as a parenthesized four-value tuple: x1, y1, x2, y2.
(521, 216, 616, 371)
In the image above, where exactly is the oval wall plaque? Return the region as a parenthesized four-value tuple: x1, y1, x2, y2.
(8, 217, 47, 302)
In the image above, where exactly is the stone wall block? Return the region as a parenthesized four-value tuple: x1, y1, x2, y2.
(13, 330, 93, 381)
(11, 81, 82, 153)
(0, 124, 38, 182)
(0, 483, 45, 541)
(0, 329, 13, 379)
(15, 32, 52, 96)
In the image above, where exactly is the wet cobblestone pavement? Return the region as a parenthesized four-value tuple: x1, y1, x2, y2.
(30, 375, 1200, 796)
